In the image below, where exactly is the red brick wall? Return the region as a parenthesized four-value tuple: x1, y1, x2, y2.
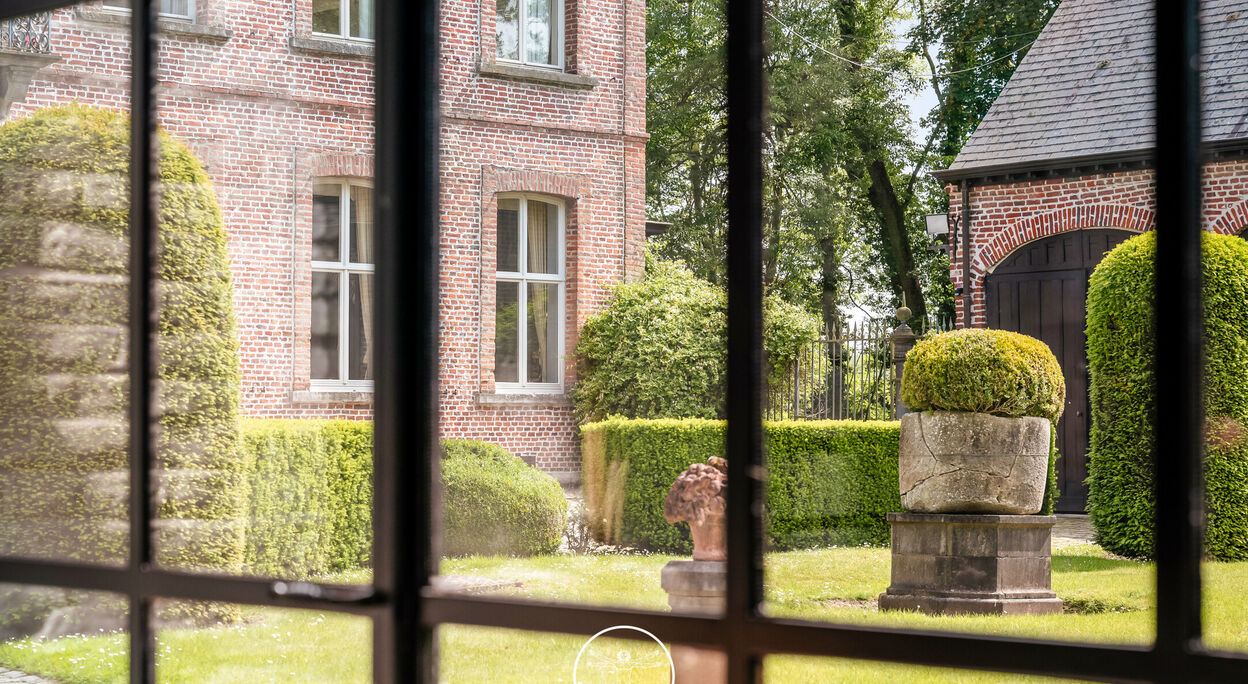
(12, 0, 647, 474)
(946, 159, 1248, 328)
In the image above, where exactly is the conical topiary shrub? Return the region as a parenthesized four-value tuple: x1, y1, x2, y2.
(0, 104, 245, 636)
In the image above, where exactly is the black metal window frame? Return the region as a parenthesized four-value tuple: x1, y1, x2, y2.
(0, 0, 1242, 682)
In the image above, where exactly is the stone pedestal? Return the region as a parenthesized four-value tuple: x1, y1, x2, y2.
(878, 513, 1062, 616)
(661, 560, 727, 682)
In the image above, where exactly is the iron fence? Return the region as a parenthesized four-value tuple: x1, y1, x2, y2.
(765, 315, 950, 421)
(1, 11, 51, 54)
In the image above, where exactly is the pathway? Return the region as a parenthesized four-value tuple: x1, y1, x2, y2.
(1052, 514, 1096, 549)
(0, 668, 55, 684)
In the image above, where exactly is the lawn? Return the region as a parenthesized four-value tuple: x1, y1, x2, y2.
(2, 545, 1246, 682)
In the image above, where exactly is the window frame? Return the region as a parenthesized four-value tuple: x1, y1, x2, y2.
(493, 193, 565, 393)
(310, 0, 374, 42)
(0, 1, 1241, 683)
(310, 178, 376, 390)
(100, 0, 194, 20)
(494, 0, 564, 70)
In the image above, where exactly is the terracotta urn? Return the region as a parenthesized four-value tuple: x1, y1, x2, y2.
(663, 456, 728, 561)
(898, 410, 1051, 514)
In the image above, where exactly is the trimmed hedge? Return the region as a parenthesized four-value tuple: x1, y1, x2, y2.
(441, 440, 568, 557)
(1087, 231, 1248, 560)
(582, 418, 901, 553)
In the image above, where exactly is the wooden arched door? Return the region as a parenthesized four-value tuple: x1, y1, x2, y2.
(985, 228, 1135, 513)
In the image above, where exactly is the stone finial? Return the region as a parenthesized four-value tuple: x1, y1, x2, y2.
(663, 456, 728, 561)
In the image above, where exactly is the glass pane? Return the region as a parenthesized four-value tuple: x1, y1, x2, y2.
(349, 0, 374, 39)
(764, 655, 1076, 683)
(495, 281, 520, 383)
(526, 282, 558, 383)
(313, 184, 342, 262)
(495, 0, 519, 60)
(0, 583, 127, 682)
(348, 273, 374, 380)
(0, 12, 131, 567)
(102, 0, 131, 7)
(348, 185, 373, 264)
(497, 197, 520, 272)
(524, 0, 554, 65)
(154, 600, 370, 682)
(161, 0, 191, 17)
(526, 200, 558, 274)
(440, 625, 675, 683)
(311, 272, 341, 380)
(312, 0, 341, 35)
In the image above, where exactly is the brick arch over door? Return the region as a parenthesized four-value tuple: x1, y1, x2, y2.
(975, 204, 1154, 281)
(985, 228, 1136, 513)
(1211, 197, 1248, 236)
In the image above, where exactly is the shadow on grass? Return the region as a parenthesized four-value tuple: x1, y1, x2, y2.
(1052, 553, 1144, 573)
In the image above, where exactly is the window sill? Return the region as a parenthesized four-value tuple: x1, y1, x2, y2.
(292, 389, 374, 405)
(290, 35, 374, 60)
(475, 392, 572, 408)
(75, 8, 232, 42)
(476, 60, 597, 90)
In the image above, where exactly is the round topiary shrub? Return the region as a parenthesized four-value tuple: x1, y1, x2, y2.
(1087, 231, 1248, 560)
(572, 259, 820, 423)
(0, 105, 245, 634)
(901, 328, 1065, 514)
(901, 328, 1065, 422)
(441, 440, 568, 556)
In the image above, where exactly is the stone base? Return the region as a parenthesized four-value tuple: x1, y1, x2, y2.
(878, 513, 1062, 617)
(661, 560, 727, 683)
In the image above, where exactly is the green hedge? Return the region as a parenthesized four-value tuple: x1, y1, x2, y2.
(240, 421, 566, 574)
(582, 418, 901, 553)
(1087, 231, 1248, 560)
(441, 440, 568, 557)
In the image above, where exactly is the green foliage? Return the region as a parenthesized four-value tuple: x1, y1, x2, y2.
(581, 418, 901, 553)
(572, 260, 820, 423)
(0, 105, 244, 573)
(241, 420, 374, 578)
(1087, 231, 1248, 560)
(441, 440, 568, 557)
(901, 328, 1066, 422)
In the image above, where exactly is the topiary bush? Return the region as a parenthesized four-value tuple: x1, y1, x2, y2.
(572, 260, 820, 423)
(0, 104, 245, 634)
(581, 418, 901, 553)
(1087, 231, 1248, 560)
(441, 440, 568, 557)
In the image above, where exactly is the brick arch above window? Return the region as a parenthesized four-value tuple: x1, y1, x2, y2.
(482, 165, 585, 200)
(1210, 197, 1248, 236)
(976, 203, 1155, 278)
(312, 152, 374, 179)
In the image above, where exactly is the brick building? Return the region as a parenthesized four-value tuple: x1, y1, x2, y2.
(2, 0, 645, 481)
(932, 0, 1248, 511)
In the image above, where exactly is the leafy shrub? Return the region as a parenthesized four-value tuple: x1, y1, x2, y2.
(442, 440, 568, 557)
(572, 260, 820, 423)
(901, 328, 1065, 422)
(581, 418, 901, 553)
(1087, 231, 1248, 560)
(241, 419, 373, 578)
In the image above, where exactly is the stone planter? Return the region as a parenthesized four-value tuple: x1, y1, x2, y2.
(899, 411, 1051, 515)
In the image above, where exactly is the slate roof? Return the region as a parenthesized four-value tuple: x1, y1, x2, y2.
(938, 0, 1248, 180)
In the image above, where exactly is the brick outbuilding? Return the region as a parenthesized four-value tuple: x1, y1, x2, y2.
(932, 0, 1248, 512)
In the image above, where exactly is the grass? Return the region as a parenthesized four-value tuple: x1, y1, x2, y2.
(2, 545, 1247, 682)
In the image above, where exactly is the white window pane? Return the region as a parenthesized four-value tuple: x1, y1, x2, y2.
(497, 198, 520, 272)
(313, 0, 340, 34)
(350, 0, 373, 39)
(161, 0, 191, 17)
(526, 200, 558, 274)
(311, 272, 340, 380)
(526, 283, 558, 383)
(495, 282, 520, 383)
(312, 184, 341, 262)
(348, 273, 374, 380)
(496, 0, 519, 60)
(524, 0, 554, 65)
(349, 185, 373, 264)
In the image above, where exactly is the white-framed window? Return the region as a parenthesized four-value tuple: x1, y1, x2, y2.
(495, 195, 565, 391)
(311, 180, 375, 389)
(101, 0, 194, 19)
(312, 0, 374, 40)
(495, 0, 562, 69)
